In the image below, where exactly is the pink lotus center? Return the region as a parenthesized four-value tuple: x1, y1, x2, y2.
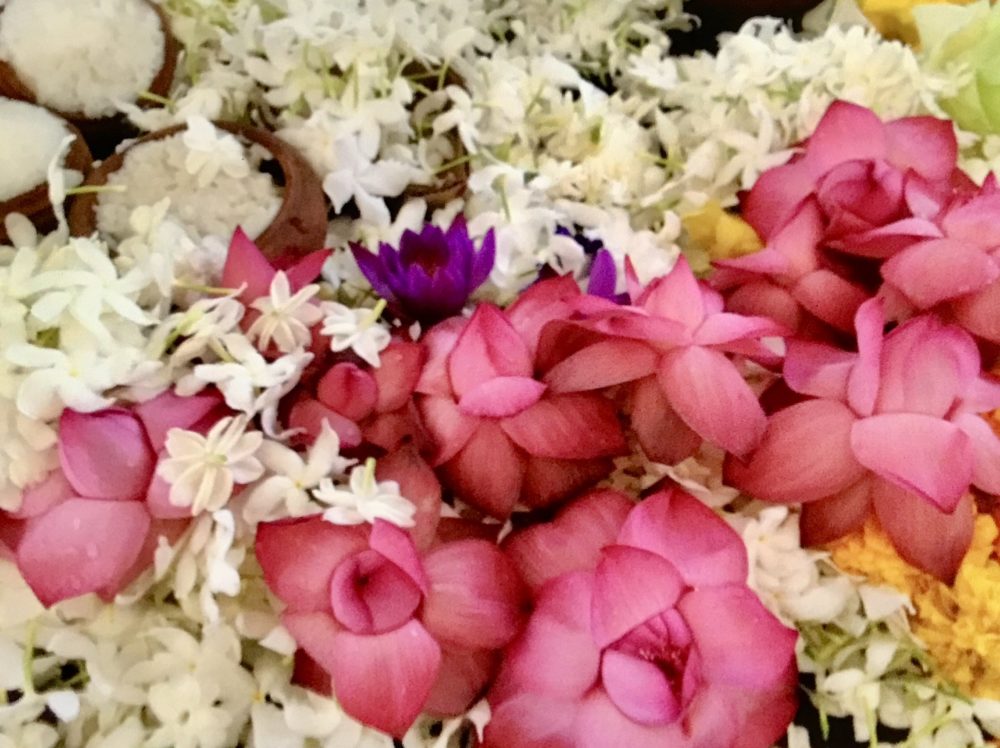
(329, 549, 423, 635)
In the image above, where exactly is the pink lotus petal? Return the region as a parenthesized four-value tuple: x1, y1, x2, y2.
(489, 571, 600, 704)
(876, 316, 980, 417)
(601, 649, 681, 726)
(373, 342, 426, 412)
(543, 340, 658, 393)
(506, 275, 584, 356)
(291, 648, 333, 697)
(425, 647, 498, 716)
(287, 398, 362, 449)
(441, 421, 524, 519)
(885, 115, 957, 182)
(417, 395, 479, 465)
(448, 305, 532, 397)
(575, 309, 690, 345)
(799, 478, 873, 547)
(458, 376, 547, 418)
(134, 390, 223, 451)
(591, 545, 685, 649)
(659, 346, 766, 458)
(534, 319, 610, 375)
(13, 471, 73, 519)
(629, 376, 703, 465)
(851, 413, 973, 512)
(59, 409, 155, 501)
(16, 498, 150, 606)
(329, 548, 423, 634)
(723, 282, 802, 333)
(145, 469, 195, 519)
(415, 317, 465, 396)
(316, 363, 378, 421)
(485, 695, 577, 748)
(637, 257, 705, 332)
(256, 518, 368, 612)
(847, 298, 884, 417)
(572, 690, 681, 748)
(835, 216, 943, 258)
(791, 269, 869, 333)
(954, 413, 1000, 495)
(714, 246, 789, 277)
(725, 400, 863, 504)
(952, 281, 1000, 344)
(616, 488, 748, 588)
(783, 341, 855, 401)
(741, 159, 816, 240)
(503, 489, 633, 592)
(281, 610, 341, 674)
(222, 227, 275, 301)
(693, 313, 787, 348)
(883, 239, 999, 309)
(375, 447, 441, 551)
(422, 539, 526, 650)
(804, 101, 888, 174)
(369, 519, 428, 593)
(872, 480, 974, 584)
(500, 394, 626, 460)
(941, 194, 1000, 249)
(678, 586, 798, 689)
(520, 455, 613, 510)
(283, 249, 332, 291)
(329, 620, 441, 738)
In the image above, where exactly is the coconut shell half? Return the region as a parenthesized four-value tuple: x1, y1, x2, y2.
(67, 122, 328, 259)
(0, 0, 179, 157)
(0, 119, 93, 244)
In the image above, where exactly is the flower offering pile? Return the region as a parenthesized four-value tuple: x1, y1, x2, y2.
(5, 1, 1000, 747)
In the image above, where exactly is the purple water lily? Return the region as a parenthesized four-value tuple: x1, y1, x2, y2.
(351, 217, 495, 323)
(586, 249, 629, 304)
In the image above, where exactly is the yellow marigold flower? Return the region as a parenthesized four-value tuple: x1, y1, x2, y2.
(859, 0, 977, 46)
(828, 511, 1000, 699)
(682, 200, 763, 265)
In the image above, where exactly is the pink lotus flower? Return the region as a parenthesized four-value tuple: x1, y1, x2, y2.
(0, 390, 227, 606)
(742, 100, 958, 255)
(537, 257, 785, 463)
(415, 301, 627, 518)
(727, 299, 1000, 582)
(880, 191, 1000, 343)
(222, 227, 330, 308)
(487, 487, 798, 748)
(255, 515, 526, 737)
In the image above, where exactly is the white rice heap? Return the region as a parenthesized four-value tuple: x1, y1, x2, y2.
(0, 0, 165, 118)
(0, 97, 72, 201)
(95, 132, 283, 244)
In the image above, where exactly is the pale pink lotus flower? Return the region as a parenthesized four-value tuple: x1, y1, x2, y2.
(487, 487, 798, 748)
(255, 514, 526, 738)
(727, 298, 1000, 582)
(0, 390, 227, 605)
(415, 300, 627, 519)
(532, 258, 785, 464)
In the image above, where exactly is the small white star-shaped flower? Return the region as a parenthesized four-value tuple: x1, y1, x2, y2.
(320, 301, 390, 367)
(314, 458, 416, 527)
(247, 271, 323, 353)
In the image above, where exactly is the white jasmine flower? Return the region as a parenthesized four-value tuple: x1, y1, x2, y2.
(200, 509, 244, 623)
(7, 344, 115, 420)
(182, 115, 251, 188)
(158, 415, 264, 514)
(320, 301, 390, 367)
(315, 458, 416, 527)
(244, 423, 355, 523)
(247, 271, 323, 353)
(165, 295, 245, 366)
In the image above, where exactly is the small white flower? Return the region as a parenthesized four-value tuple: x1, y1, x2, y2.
(243, 422, 355, 523)
(182, 115, 251, 188)
(247, 271, 323, 353)
(158, 415, 265, 514)
(320, 301, 390, 367)
(315, 458, 416, 527)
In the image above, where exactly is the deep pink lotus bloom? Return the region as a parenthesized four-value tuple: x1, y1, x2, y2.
(487, 487, 798, 748)
(727, 299, 1000, 582)
(880, 191, 1000, 343)
(713, 200, 871, 335)
(289, 339, 428, 451)
(255, 516, 526, 738)
(0, 390, 227, 606)
(537, 257, 786, 463)
(741, 100, 957, 256)
(415, 302, 627, 518)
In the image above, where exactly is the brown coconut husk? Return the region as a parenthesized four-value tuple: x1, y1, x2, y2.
(0, 0, 179, 158)
(0, 118, 93, 244)
(401, 62, 470, 210)
(67, 122, 328, 259)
